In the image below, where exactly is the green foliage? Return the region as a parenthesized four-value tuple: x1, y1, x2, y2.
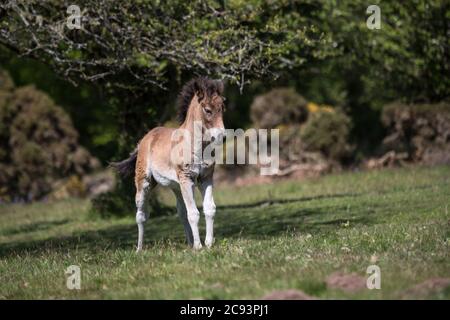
(250, 87, 308, 128)
(1, 0, 448, 160)
(0, 69, 99, 202)
(312, 0, 449, 102)
(291, 0, 449, 153)
(0, 0, 335, 90)
(300, 109, 352, 160)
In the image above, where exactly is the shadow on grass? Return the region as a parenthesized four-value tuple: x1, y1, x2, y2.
(216, 192, 360, 210)
(0, 192, 374, 257)
(0, 219, 70, 236)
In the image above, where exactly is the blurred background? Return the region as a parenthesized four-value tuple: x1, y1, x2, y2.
(0, 1, 448, 217)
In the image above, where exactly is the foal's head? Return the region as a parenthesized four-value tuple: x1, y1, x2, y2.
(178, 77, 226, 143)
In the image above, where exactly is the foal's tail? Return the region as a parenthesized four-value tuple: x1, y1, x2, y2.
(109, 149, 138, 178)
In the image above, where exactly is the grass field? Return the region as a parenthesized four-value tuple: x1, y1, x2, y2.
(0, 166, 449, 299)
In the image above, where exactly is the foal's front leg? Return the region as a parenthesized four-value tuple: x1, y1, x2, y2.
(179, 177, 202, 250)
(174, 190, 194, 246)
(200, 178, 216, 248)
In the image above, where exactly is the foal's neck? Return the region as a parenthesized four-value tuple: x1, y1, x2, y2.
(180, 97, 204, 163)
(180, 97, 201, 131)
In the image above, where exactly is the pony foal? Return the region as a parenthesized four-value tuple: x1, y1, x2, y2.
(112, 77, 226, 251)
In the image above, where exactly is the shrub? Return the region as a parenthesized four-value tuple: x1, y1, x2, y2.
(300, 108, 353, 161)
(250, 88, 308, 129)
(0, 69, 100, 202)
(247, 86, 353, 170)
(90, 179, 135, 218)
(91, 178, 170, 219)
(381, 101, 450, 165)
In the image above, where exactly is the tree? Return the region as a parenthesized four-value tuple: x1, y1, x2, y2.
(0, 0, 334, 91)
(1, 0, 447, 157)
(1, 1, 447, 100)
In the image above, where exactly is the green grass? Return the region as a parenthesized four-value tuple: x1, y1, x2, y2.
(0, 166, 449, 299)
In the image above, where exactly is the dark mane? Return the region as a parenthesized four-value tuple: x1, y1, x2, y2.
(177, 77, 224, 123)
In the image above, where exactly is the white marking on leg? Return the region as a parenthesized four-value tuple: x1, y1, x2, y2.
(200, 179, 216, 248)
(135, 188, 148, 252)
(179, 179, 202, 250)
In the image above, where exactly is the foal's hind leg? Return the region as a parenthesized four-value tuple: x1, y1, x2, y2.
(135, 184, 149, 252)
(135, 173, 156, 252)
(174, 190, 194, 246)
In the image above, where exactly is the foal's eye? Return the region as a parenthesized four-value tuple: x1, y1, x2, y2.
(204, 108, 213, 116)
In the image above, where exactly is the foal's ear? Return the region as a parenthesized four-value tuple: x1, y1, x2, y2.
(194, 80, 204, 102)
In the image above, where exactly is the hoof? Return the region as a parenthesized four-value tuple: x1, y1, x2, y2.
(205, 238, 214, 248)
(193, 242, 203, 250)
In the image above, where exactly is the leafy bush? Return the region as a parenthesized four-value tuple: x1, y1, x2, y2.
(300, 108, 353, 161)
(250, 88, 308, 129)
(381, 101, 450, 165)
(90, 179, 134, 218)
(0, 69, 100, 202)
(91, 178, 170, 219)
(248, 86, 353, 166)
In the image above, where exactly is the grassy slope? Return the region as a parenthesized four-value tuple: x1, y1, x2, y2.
(0, 166, 449, 299)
